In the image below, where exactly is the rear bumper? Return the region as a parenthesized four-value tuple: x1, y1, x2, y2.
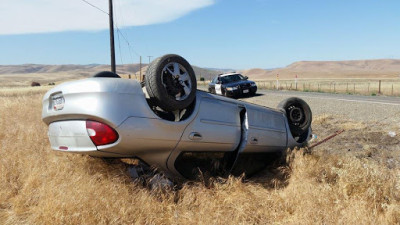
(48, 120, 97, 152)
(48, 120, 129, 157)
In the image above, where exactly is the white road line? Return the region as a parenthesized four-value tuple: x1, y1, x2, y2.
(307, 96, 400, 106)
(268, 93, 400, 106)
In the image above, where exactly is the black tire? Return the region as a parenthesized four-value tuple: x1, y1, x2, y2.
(145, 54, 197, 112)
(278, 97, 312, 138)
(223, 89, 228, 97)
(93, 71, 121, 78)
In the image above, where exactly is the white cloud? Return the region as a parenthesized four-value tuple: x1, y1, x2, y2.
(0, 0, 214, 35)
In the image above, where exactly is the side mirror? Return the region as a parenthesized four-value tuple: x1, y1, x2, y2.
(216, 80, 221, 84)
(244, 76, 248, 80)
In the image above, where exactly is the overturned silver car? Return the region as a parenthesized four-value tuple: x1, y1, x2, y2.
(42, 54, 312, 180)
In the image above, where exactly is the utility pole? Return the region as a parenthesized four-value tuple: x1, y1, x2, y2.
(147, 56, 153, 64)
(108, 0, 116, 73)
(139, 56, 142, 82)
(276, 74, 280, 90)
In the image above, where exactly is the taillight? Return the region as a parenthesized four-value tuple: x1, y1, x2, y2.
(86, 120, 119, 146)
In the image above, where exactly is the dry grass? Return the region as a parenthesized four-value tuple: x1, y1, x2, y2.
(1, 90, 400, 224)
(0, 72, 88, 88)
(198, 78, 400, 96)
(0, 86, 52, 97)
(253, 79, 400, 96)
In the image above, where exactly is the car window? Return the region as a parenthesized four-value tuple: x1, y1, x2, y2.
(212, 76, 219, 83)
(220, 74, 243, 84)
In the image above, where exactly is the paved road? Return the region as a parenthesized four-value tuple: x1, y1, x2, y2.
(248, 90, 400, 124)
(258, 90, 400, 106)
(198, 86, 400, 124)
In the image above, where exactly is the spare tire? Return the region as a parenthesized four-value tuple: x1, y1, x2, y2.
(145, 54, 197, 112)
(278, 97, 312, 138)
(93, 71, 121, 78)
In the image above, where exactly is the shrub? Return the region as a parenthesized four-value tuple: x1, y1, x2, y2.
(31, 81, 41, 87)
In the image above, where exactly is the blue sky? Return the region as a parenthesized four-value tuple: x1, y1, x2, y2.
(1, 0, 400, 69)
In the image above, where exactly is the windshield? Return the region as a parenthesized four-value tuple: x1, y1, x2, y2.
(220, 74, 245, 84)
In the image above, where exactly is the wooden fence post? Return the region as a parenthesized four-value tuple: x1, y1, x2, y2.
(392, 84, 394, 96)
(379, 80, 381, 94)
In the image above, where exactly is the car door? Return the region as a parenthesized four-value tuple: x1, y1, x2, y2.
(215, 77, 222, 95)
(215, 84, 222, 95)
(208, 77, 217, 93)
(240, 105, 287, 153)
(167, 96, 242, 172)
(177, 97, 241, 151)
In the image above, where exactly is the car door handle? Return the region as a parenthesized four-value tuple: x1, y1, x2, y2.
(250, 137, 258, 144)
(189, 132, 202, 140)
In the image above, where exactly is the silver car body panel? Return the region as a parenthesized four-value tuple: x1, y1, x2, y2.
(48, 120, 97, 152)
(42, 78, 311, 178)
(42, 78, 157, 127)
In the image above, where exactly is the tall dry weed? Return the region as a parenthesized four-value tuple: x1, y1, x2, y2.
(0, 91, 399, 224)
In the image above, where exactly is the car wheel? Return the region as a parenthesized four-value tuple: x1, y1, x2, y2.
(223, 89, 228, 97)
(93, 71, 121, 78)
(145, 54, 197, 112)
(278, 97, 312, 138)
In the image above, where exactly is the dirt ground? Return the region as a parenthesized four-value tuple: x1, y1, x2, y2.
(0, 88, 400, 224)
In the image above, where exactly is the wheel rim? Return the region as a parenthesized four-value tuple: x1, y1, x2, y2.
(287, 105, 305, 126)
(161, 62, 192, 101)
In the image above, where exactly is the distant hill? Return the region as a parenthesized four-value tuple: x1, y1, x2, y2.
(240, 59, 400, 80)
(286, 59, 400, 71)
(0, 64, 142, 76)
(2, 59, 399, 87)
(132, 65, 222, 81)
(0, 63, 223, 87)
(239, 68, 269, 78)
(204, 67, 237, 73)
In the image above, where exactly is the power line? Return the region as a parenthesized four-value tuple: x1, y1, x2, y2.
(115, 25, 141, 57)
(116, 29, 124, 66)
(79, 0, 142, 60)
(113, 0, 141, 58)
(82, 0, 142, 72)
(80, 0, 109, 15)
